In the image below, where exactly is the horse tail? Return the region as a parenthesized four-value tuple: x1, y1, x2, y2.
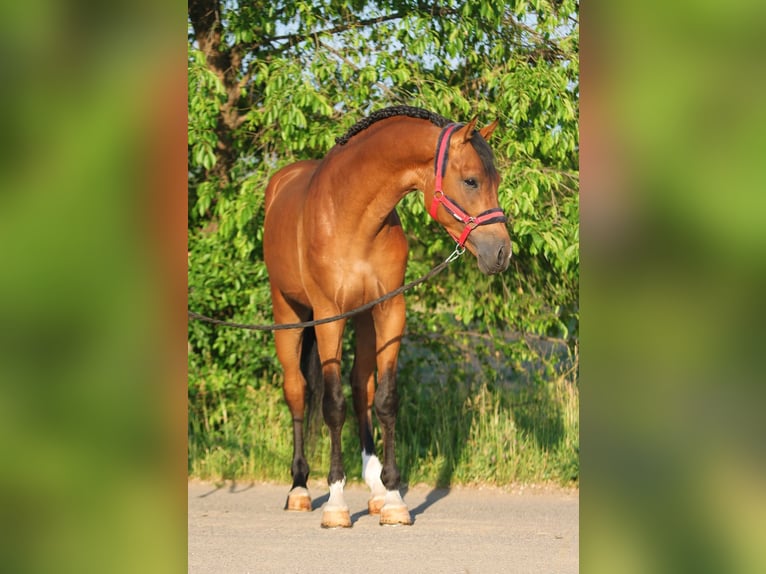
(300, 324, 324, 451)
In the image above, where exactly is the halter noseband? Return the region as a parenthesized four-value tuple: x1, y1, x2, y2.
(429, 123, 507, 248)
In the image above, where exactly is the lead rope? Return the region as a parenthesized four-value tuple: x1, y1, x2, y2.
(187, 245, 465, 331)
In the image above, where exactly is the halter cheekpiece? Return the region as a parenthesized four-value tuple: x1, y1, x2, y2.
(428, 123, 507, 248)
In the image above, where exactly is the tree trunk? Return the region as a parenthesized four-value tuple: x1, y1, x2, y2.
(189, 0, 246, 185)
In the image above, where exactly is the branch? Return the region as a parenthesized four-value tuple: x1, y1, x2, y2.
(502, 14, 569, 59)
(244, 11, 407, 55)
(530, 166, 580, 180)
(281, 12, 404, 42)
(316, 39, 396, 100)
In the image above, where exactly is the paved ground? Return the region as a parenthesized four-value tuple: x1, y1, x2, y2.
(189, 480, 578, 574)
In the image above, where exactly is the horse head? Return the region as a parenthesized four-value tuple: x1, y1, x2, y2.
(428, 118, 512, 275)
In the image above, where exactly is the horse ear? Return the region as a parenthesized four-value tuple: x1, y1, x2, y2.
(459, 117, 479, 143)
(478, 119, 499, 141)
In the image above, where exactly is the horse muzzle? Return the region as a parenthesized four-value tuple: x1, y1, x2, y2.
(474, 234, 512, 275)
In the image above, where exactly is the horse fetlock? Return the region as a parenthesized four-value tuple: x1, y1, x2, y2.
(362, 452, 384, 484)
(290, 457, 310, 486)
(380, 465, 401, 490)
(321, 478, 352, 528)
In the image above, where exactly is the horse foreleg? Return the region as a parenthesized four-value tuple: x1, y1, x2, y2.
(315, 318, 352, 528)
(372, 295, 412, 525)
(351, 312, 387, 514)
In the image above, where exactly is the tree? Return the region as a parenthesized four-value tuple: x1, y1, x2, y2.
(187, 0, 579, 469)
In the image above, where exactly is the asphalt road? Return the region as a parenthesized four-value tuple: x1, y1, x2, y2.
(189, 480, 578, 574)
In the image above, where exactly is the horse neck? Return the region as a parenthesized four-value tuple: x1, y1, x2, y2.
(318, 118, 440, 233)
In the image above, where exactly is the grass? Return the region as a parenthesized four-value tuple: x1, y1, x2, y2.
(188, 333, 579, 488)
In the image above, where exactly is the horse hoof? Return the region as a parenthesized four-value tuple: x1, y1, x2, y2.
(368, 496, 386, 515)
(285, 488, 311, 512)
(321, 508, 352, 528)
(379, 504, 412, 526)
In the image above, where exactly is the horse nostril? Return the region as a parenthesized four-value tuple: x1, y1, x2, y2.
(497, 245, 506, 265)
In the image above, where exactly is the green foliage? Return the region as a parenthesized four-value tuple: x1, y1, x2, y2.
(189, 342, 579, 486)
(188, 0, 579, 485)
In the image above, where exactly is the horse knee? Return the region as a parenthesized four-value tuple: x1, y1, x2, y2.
(322, 378, 346, 428)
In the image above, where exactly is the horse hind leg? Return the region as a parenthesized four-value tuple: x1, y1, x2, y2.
(351, 312, 387, 515)
(272, 291, 313, 512)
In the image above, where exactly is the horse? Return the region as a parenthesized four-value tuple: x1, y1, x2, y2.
(262, 105, 511, 527)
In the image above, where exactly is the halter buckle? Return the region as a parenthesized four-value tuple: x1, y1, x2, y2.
(446, 244, 466, 263)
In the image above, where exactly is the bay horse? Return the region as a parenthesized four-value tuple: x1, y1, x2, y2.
(263, 106, 511, 527)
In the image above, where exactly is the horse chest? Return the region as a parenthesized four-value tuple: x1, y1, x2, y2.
(306, 258, 391, 310)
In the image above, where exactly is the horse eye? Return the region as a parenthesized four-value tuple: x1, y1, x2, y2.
(464, 178, 478, 189)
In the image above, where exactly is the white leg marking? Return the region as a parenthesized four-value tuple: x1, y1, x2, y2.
(325, 478, 348, 511)
(380, 488, 412, 525)
(383, 489, 407, 508)
(362, 452, 387, 497)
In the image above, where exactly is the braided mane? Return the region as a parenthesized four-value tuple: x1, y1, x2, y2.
(335, 105, 450, 146)
(334, 105, 498, 180)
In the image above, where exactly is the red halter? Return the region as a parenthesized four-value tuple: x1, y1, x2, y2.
(429, 123, 507, 248)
